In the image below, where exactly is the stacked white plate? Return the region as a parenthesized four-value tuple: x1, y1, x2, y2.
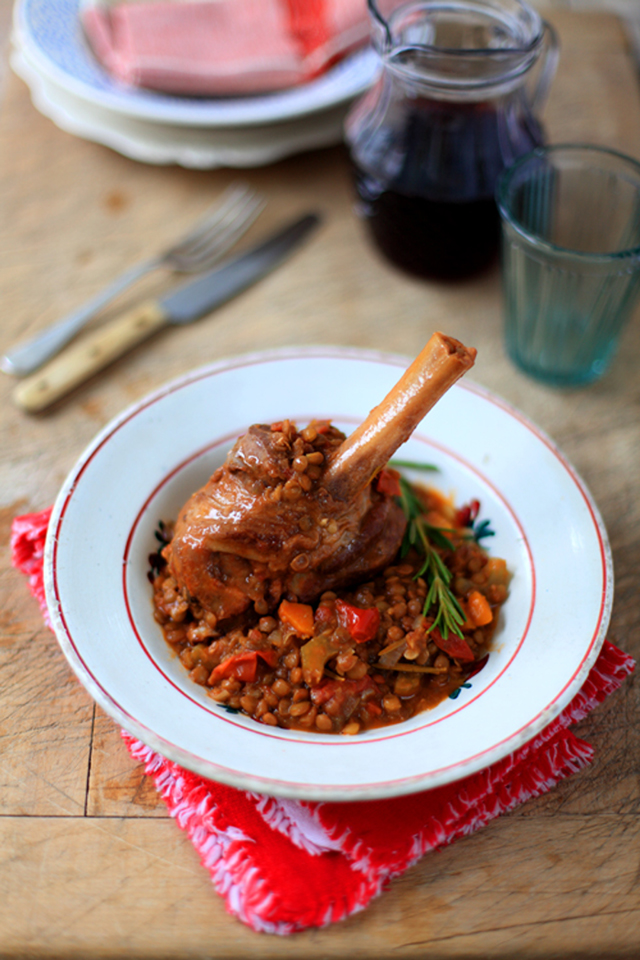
(11, 0, 379, 168)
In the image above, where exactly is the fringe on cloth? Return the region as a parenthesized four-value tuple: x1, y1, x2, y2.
(11, 508, 636, 935)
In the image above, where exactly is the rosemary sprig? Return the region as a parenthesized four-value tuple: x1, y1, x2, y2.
(390, 459, 439, 473)
(397, 476, 466, 639)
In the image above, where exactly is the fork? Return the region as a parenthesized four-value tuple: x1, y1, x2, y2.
(1, 182, 265, 377)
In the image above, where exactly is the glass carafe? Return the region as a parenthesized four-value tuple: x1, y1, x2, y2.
(345, 0, 559, 281)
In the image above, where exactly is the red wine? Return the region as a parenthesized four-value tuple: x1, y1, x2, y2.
(351, 97, 544, 281)
(354, 179, 501, 280)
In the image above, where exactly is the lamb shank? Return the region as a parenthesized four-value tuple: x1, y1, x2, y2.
(165, 333, 476, 623)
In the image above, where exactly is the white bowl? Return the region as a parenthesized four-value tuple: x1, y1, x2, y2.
(44, 347, 613, 800)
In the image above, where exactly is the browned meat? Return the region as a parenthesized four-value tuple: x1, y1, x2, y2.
(165, 422, 406, 618)
(165, 333, 476, 622)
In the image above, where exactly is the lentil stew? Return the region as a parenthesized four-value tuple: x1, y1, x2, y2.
(150, 420, 510, 735)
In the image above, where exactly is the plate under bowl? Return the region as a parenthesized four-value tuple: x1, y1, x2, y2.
(14, 0, 379, 127)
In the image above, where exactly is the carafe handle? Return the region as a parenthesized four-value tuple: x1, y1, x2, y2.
(530, 21, 560, 114)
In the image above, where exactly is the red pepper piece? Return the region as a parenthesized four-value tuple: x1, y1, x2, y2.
(336, 599, 380, 643)
(310, 677, 375, 722)
(455, 498, 480, 529)
(432, 629, 475, 663)
(210, 649, 277, 683)
(310, 678, 341, 706)
(376, 468, 402, 497)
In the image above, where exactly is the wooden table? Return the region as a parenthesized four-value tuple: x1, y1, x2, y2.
(1, 9, 639, 958)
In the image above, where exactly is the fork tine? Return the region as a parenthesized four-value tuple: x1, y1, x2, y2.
(179, 193, 257, 254)
(178, 195, 266, 266)
(170, 182, 255, 250)
(212, 195, 267, 252)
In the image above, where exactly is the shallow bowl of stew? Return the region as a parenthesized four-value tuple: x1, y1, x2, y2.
(44, 347, 613, 800)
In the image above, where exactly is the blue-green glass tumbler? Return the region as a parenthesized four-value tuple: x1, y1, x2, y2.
(497, 144, 640, 387)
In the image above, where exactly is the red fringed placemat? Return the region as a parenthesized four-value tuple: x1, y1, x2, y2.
(11, 508, 635, 935)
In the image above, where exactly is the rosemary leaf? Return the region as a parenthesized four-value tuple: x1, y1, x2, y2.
(390, 459, 439, 472)
(397, 475, 466, 640)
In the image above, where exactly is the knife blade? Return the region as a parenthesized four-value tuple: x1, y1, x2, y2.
(13, 212, 320, 414)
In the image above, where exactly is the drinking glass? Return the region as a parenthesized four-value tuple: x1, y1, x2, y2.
(497, 144, 640, 386)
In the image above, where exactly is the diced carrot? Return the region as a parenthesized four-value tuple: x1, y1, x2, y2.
(485, 557, 509, 583)
(279, 599, 315, 637)
(467, 589, 493, 627)
(458, 600, 475, 633)
(425, 510, 452, 529)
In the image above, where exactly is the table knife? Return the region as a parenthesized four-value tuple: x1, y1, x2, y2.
(13, 212, 320, 414)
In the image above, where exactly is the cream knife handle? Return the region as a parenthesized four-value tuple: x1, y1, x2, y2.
(12, 300, 168, 413)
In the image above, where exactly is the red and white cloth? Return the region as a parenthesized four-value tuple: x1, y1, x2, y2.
(11, 508, 635, 935)
(82, 0, 371, 96)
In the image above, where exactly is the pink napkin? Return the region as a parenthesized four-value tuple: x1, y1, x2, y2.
(82, 0, 370, 96)
(12, 507, 635, 935)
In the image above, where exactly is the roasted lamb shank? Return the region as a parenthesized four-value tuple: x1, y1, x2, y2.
(165, 333, 476, 623)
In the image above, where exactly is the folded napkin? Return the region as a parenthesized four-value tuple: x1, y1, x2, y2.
(82, 0, 370, 96)
(11, 508, 635, 935)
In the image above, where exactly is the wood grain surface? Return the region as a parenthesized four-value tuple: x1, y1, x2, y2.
(1, 9, 639, 958)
